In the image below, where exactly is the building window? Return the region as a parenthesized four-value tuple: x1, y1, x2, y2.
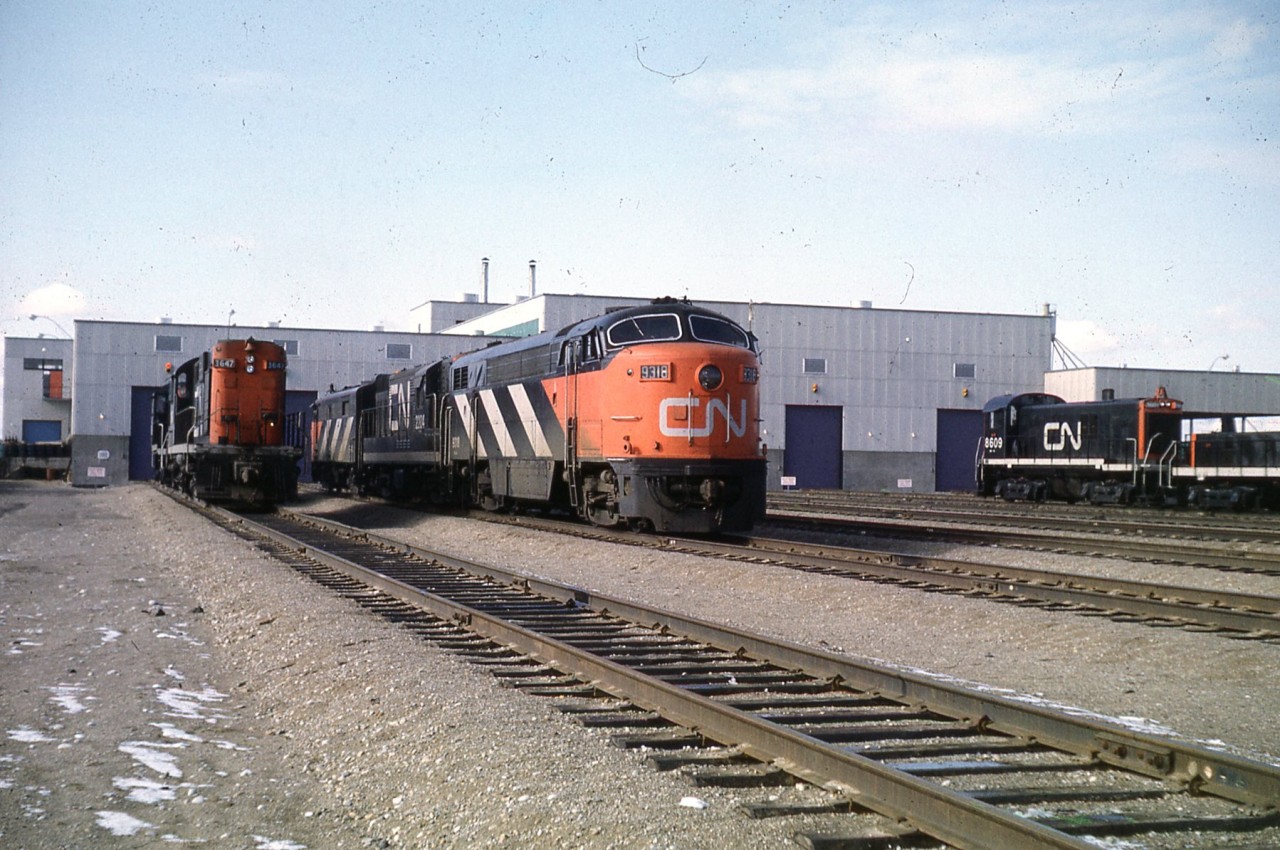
(24, 359, 65, 400)
(386, 343, 412, 360)
(274, 339, 299, 355)
(953, 362, 976, 379)
(155, 335, 183, 353)
(802, 357, 828, 375)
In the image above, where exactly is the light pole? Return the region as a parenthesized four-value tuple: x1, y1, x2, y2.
(28, 314, 73, 338)
(1207, 354, 1230, 371)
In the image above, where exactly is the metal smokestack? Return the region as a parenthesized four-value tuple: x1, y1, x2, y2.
(481, 257, 490, 304)
(529, 259, 537, 298)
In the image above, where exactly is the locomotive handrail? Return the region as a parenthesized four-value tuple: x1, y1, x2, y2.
(1158, 440, 1177, 488)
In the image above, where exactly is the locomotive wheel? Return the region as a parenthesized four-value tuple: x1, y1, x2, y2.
(586, 504, 621, 527)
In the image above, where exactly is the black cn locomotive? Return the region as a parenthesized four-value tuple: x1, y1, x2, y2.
(978, 388, 1280, 509)
(311, 299, 768, 532)
(153, 338, 300, 506)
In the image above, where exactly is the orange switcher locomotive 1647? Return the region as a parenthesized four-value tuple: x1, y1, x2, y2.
(153, 338, 300, 505)
(311, 298, 767, 532)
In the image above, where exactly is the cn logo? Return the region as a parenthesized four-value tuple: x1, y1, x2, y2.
(659, 397, 747, 439)
(1043, 421, 1083, 452)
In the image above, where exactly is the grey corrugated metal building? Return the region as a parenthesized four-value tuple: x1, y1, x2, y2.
(417, 294, 1056, 491)
(1046, 367, 1280, 415)
(12, 294, 1276, 493)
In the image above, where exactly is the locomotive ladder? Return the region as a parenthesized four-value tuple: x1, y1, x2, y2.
(563, 340, 582, 512)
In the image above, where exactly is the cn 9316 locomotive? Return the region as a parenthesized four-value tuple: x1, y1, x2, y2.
(153, 338, 300, 506)
(978, 388, 1280, 509)
(311, 299, 768, 532)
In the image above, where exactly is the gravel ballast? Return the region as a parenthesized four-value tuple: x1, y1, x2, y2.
(2, 480, 1277, 849)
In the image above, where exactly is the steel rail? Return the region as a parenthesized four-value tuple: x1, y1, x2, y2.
(237, 511, 1087, 848)
(766, 511, 1280, 574)
(768, 492, 1280, 544)
(701, 534, 1280, 637)
(463, 510, 1280, 636)
(223, 505, 1280, 849)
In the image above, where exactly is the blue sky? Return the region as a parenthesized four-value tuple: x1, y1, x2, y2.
(2, 1, 1277, 372)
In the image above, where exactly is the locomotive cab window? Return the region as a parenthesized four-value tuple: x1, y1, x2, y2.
(688, 315, 752, 349)
(583, 331, 602, 361)
(605, 313, 681, 348)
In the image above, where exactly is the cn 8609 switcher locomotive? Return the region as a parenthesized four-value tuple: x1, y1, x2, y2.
(978, 388, 1280, 509)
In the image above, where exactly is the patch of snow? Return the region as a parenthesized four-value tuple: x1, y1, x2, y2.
(155, 629, 205, 647)
(7, 726, 54, 744)
(211, 739, 248, 751)
(151, 722, 203, 743)
(156, 686, 227, 721)
(119, 741, 185, 778)
(253, 836, 307, 850)
(98, 627, 123, 644)
(47, 684, 90, 714)
(8, 638, 42, 655)
(95, 810, 154, 836)
(113, 776, 178, 804)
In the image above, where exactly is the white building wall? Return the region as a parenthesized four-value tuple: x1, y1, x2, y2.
(2, 336, 73, 442)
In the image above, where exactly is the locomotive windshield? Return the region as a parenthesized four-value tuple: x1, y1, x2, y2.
(605, 313, 681, 347)
(688, 314, 752, 349)
(604, 311, 754, 351)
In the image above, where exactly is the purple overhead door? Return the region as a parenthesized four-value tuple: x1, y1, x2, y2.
(783, 405, 843, 489)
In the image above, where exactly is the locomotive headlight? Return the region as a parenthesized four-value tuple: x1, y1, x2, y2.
(698, 364, 723, 391)
(245, 364, 255, 374)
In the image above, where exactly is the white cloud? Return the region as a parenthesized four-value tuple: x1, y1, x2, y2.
(686, 5, 1275, 149)
(1209, 302, 1266, 334)
(1211, 18, 1270, 62)
(687, 24, 1118, 138)
(1053, 318, 1126, 365)
(19, 283, 89, 319)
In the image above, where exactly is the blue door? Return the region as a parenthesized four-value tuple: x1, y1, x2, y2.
(22, 420, 61, 442)
(285, 390, 317, 482)
(783, 405, 843, 489)
(936, 408, 983, 491)
(129, 386, 162, 480)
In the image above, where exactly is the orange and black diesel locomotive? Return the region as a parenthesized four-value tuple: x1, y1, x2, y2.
(311, 299, 768, 532)
(978, 389, 1280, 509)
(153, 338, 300, 505)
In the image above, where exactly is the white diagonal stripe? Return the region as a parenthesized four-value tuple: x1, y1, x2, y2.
(508, 383, 552, 457)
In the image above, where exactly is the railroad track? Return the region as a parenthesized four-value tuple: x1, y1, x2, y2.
(457, 510, 1280, 641)
(185, 500, 1280, 849)
(769, 491, 1280, 547)
(693, 533, 1280, 641)
(764, 510, 1280, 576)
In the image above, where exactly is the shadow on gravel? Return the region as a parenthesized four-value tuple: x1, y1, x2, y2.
(288, 494, 456, 531)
